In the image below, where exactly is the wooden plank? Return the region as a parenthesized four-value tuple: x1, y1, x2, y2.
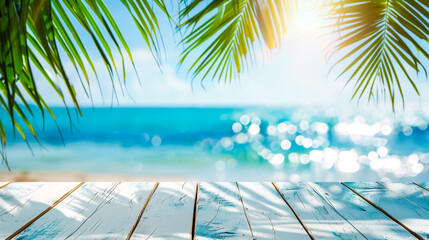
(275, 182, 367, 239)
(0, 182, 9, 189)
(380, 182, 429, 211)
(415, 182, 429, 191)
(7, 183, 84, 240)
(237, 182, 310, 239)
(344, 182, 429, 239)
(308, 182, 416, 239)
(12, 182, 155, 239)
(0, 182, 79, 239)
(130, 182, 196, 239)
(194, 182, 252, 240)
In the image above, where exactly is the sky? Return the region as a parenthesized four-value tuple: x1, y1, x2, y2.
(35, 1, 429, 111)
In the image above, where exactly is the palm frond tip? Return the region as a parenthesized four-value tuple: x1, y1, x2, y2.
(0, 0, 166, 168)
(178, 0, 297, 82)
(325, 0, 429, 109)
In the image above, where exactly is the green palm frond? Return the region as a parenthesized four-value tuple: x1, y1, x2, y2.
(324, 0, 429, 109)
(0, 0, 166, 169)
(178, 0, 297, 82)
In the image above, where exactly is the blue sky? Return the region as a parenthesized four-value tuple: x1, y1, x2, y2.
(36, 1, 429, 110)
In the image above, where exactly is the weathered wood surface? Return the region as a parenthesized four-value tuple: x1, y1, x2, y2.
(194, 182, 252, 239)
(12, 182, 155, 239)
(344, 182, 429, 239)
(415, 182, 429, 191)
(380, 182, 429, 212)
(1, 182, 429, 239)
(237, 182, 310, 239)
(308, 182, 416, 239)
(0, 182, 79, 239)
(130, 182, 196, 240)
(276, 182, 371, 239)
(0, 182, 9, 190)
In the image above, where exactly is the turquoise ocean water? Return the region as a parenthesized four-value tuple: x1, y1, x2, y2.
(1, 107, 429, 181)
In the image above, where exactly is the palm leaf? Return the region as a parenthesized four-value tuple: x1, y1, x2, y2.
(178, 0, 297, 82)
(324, 0, 429, 109)
(0, 0, 167, 168)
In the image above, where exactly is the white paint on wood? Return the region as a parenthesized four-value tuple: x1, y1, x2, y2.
(237, 182, 310, 239)
(275, 182, 367, 240)
(416, 183, 428, 190)
(308, 182, 415, 239)
(0, 182, 79, 239)
(195, 182, 252, 240)
(0, 182, 8, 187)
(130, 182, 196, 239)
(380, 182, 429, 211)
(344, 182, 429, 238)
(13, 182, 155, 239)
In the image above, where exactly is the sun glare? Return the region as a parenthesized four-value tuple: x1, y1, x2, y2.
(294, 3, 322, 32)
(274, 2, 330, 93)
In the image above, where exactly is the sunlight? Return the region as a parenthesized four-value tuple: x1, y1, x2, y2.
(275, 1, 330, 92)
(294, 2, 321, 31)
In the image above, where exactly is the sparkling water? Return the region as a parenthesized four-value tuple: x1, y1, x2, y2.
(2, 107, 429, 181)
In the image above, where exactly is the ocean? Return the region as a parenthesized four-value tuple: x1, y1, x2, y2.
(1, 106, 429, 181)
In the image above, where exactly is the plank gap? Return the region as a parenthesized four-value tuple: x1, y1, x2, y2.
(413, 182, 428, 191)
(0, 182, 11, 190)
(341, 182, 424, 240)
(126, 182, 159, 240)
(191, 182, 199, 240)
(6, 182, 84, 240)
(235, 182, 255, 240)
(306, 183, 367, 238)
(376, 182, 398, 194)
(271, 182, 314, 240)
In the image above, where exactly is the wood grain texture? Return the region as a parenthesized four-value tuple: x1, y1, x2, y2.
(130, 182, 196, 239)
(7, 182, 84, 240)
(380, 182, 429, 212)
(3, 182, 428, 239)
(0, 182, 79, 239)
(275, 182, 367, 240)
(308, 182, 416, 239)
(194, 182, 252, 240)
(237, 182, 310, 240)
(12, 182, 155, 240)
(344, 182, 429, 239)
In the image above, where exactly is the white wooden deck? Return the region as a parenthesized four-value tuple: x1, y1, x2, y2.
(0, 182, 428, 239)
